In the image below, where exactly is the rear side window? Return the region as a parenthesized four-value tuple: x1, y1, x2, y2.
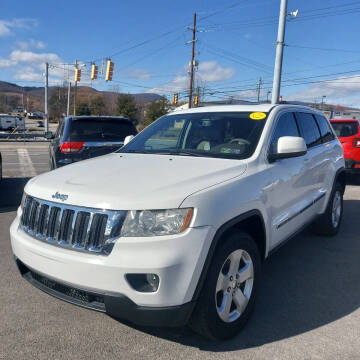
(331, 121, 359, 137)
(68, 118, 136, 141)
(270, 112, 299, 152)
(295, 112, 322, 148)
(314, 115, 335, 143)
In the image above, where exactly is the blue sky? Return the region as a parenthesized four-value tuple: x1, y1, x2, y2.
(1, 0, 360, 106)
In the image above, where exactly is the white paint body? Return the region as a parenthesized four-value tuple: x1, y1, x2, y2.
(10, 104, 344, 308)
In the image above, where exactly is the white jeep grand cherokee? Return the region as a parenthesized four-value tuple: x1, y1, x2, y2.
(10, 104, 345, 340)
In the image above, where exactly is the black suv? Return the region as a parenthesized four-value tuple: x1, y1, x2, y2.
(47, 116, 137, 169)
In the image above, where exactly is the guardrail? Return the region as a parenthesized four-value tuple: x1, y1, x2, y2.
(0, 131, 48, 142)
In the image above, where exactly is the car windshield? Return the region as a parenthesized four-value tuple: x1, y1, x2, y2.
(331, 121, 359, 137)
(120, 111, 268, 159)
(68, 118, 136, 141)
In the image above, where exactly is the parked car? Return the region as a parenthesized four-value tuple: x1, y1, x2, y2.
(11, 104, 345, 340)
(0, 114, 25, 131)
(0, 151, 2, 181)
(330, 118, 360, 175)
(47, 116, 137, 169)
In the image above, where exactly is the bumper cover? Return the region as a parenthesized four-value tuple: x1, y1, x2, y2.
(345, 159, 360, 172)
(15, 257, 195, 327)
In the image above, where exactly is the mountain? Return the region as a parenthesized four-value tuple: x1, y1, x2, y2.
(0, 80, 162, 114)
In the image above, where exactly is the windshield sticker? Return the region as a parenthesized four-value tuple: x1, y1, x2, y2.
(249, 112, 266, 120)
(220, 148, 241, 154)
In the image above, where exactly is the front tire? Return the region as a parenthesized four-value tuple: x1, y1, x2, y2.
(312, 182, 343, 236)
(189, 231, 261, 340)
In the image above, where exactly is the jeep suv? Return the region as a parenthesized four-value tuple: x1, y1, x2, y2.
(48, 116, 137, 169)
(330, 118, 360, 175)
(11, 104, 345, 340)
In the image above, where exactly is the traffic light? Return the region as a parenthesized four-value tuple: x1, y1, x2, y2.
(74, 68, 81, 82)
(194, 94, 199, 106)
(105, 60, 114, 81)
(91, 64, 98, 80)
(173, 93, 178, 105)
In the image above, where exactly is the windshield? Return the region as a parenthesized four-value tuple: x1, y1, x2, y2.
(120, 111, 268, 159)
(331, 121, 359, 137)
(68, 118, 136, 141)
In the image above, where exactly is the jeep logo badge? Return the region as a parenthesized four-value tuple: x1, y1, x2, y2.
(52, 192, 68, 201)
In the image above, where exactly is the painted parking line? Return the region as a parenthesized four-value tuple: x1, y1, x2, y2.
(17, 149, 37, 178)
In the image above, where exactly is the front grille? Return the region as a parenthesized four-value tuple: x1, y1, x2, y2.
(20, 195, 126, 255)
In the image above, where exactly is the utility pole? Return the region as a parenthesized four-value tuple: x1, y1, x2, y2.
(73, 59, 78, 115)
(44, 62, 49, 133)
(271, 0, 288, 104)
(257, 77, 263, 102)
(66, 81, 71, 117)
(266, 90, 271, 103)
(321, 95, 326, 110)
(188, 12, 197, 109)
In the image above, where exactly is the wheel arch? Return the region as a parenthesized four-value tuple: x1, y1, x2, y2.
(334, 167, 346, 194)
(192, 209, 267, 301)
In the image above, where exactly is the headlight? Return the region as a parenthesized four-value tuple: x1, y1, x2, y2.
(121, 208, 193, 237)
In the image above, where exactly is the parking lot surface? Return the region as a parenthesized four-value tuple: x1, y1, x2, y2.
(0, 143, 359, 359)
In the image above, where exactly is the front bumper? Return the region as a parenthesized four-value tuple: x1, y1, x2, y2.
(15, 258, 195, 326)
(10, 215, 213, 323)
(345, 159, 360, 173)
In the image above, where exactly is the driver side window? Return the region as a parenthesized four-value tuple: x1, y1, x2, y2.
(270, 112, 299, 153)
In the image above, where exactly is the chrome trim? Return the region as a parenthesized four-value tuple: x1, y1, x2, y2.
(276, 192, 326, 229)
(19, 195, 126, 256)
(83, 141, 124, 147)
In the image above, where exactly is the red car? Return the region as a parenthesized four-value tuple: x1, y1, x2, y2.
(330, 118, 360, 174)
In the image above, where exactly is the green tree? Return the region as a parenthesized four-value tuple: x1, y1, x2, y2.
(116, 94, 138, 122)
(145, 97, 169, 126)
(76, 102, 91, 116)
(49, 88, 67, 122)
(90, 95, 105, 115)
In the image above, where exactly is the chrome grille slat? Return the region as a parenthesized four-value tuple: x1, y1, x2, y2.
(19, 195, 126, 256)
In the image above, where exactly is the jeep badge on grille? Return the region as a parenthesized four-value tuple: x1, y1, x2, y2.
(52, 192, 68, 201)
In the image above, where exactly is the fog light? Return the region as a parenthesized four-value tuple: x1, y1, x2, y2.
(126, 273, 160, 293)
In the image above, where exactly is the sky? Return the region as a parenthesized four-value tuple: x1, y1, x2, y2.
(1, 0, 360, 107)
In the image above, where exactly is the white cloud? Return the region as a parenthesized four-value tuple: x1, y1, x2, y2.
(9, 50, 62, 68)
(0, 18, 38, 37)
(0, 58, 16, 68)
(0, 48, 64, 82)
(148, 61, 235, 94)
(286, 75, 360, 107)
(14, 66, 43, 82)
(197, 61, 235, 82)
(16, 39, 45, 50)
(129, 69, 152, 80)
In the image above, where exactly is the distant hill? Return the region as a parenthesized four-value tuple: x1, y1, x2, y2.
(0, 80, 162, 115)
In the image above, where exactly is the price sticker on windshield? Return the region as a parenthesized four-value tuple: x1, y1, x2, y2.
(249, 112, 267, 120)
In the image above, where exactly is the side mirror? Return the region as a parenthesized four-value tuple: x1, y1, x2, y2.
(124, 135, 134, 146)
(268, 136, 307, 162)
(45, 131, 54, 140)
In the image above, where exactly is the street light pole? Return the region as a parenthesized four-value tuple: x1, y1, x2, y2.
(271, 0, 288, 104)
(44, 62, 49, 133)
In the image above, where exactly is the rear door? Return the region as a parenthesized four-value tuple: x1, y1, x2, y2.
(68, 118, 137, 159)
(295, 112, 327, 217)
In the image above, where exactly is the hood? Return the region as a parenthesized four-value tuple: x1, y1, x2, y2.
(25, 153, 247, 210)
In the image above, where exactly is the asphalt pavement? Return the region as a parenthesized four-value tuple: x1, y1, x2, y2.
(0, 143, 359, 360)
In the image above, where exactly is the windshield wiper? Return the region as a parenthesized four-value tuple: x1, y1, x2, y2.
(156, 150, 201, 157)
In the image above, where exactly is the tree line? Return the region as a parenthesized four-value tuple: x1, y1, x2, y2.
(49, 91, 170, 126)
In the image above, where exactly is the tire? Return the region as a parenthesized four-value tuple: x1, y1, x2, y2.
(312, 182, 343, 236)
(189, 231, 261, 340)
